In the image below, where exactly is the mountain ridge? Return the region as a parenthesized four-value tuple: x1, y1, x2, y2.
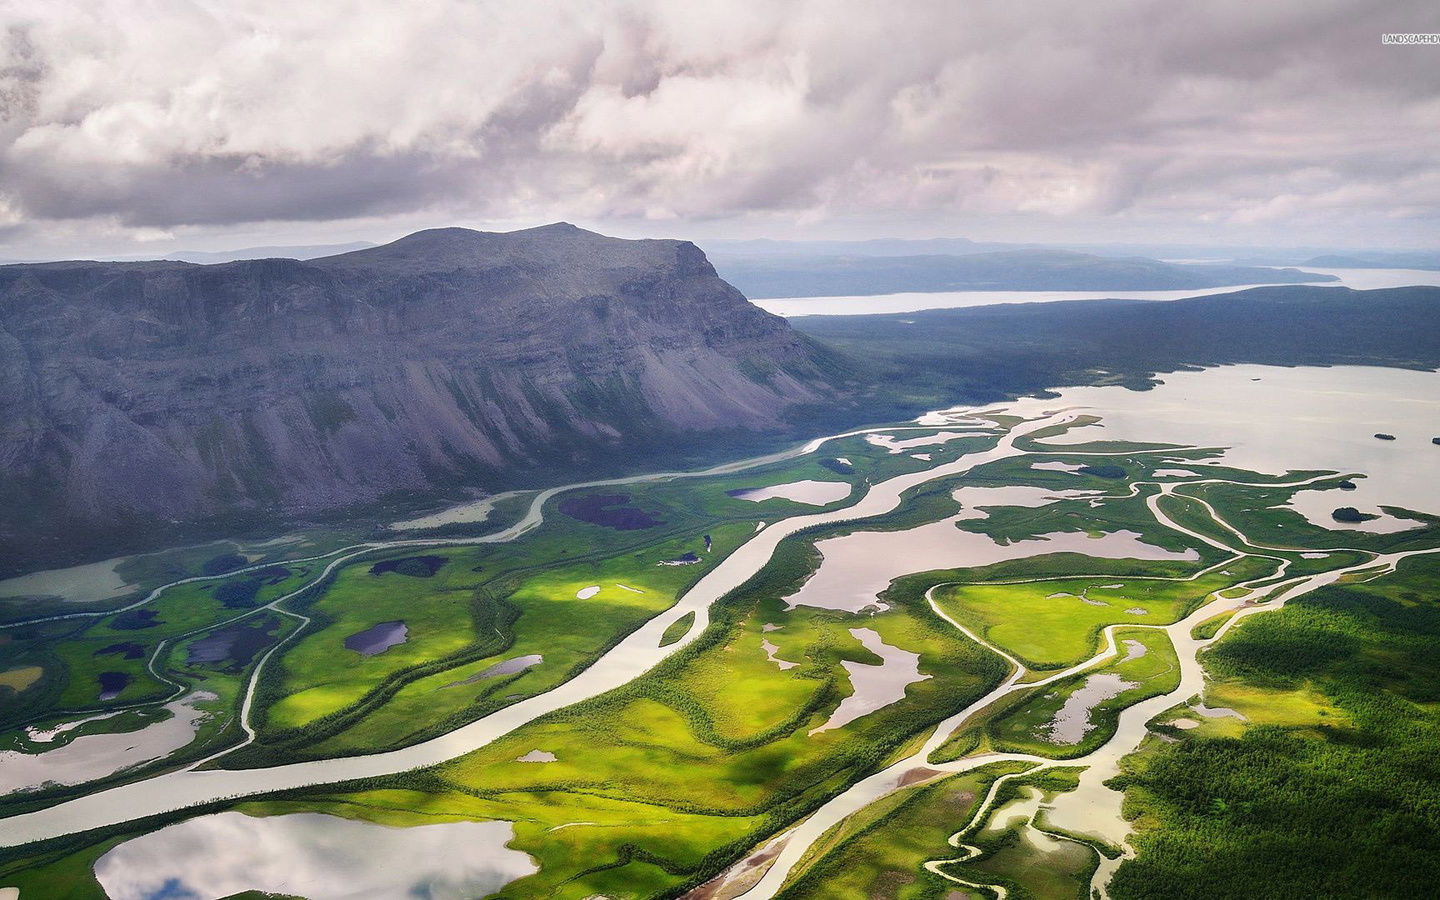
(0, 224, 838, 574)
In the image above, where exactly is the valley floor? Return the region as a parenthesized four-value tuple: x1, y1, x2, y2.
(1, 366, 1438, 900)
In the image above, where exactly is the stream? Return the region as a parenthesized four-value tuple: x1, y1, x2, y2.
(0, 411, 1051, 847)
(726, 476, 1436, 900)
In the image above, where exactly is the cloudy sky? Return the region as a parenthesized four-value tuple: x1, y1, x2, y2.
(0, 0, 1436, 258)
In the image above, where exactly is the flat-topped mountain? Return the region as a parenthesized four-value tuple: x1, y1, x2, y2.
(0, 224, 835, 572)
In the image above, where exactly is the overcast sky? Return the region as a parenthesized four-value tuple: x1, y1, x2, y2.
(0, 0, 1436, 258)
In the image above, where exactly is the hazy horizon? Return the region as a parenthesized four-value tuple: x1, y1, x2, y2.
(3, 223, 1437, 268)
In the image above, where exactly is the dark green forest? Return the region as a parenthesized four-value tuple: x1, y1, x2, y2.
(797, 285, 1440, 405)
(1107, 555, 1440, 900)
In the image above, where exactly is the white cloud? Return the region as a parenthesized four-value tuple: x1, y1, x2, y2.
(0, 0, 1435, 253)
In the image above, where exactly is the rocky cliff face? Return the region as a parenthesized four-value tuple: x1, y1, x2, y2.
(0, 224, 833, 570)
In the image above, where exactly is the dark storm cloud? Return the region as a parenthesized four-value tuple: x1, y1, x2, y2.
(0, 0, 1435, 249)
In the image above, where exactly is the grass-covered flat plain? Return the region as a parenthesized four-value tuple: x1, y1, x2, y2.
(980, 628, 1181, 760)
(251, 521, 760, 761)
(1, 366, 1439, 900)
(931, 563, 1253, 673)
(0, 424, 934, 797)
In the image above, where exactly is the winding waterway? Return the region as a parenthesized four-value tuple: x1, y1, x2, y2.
(728, 477, 1434, 900)
(3, 365, 1438, 900)
(0, 409, 1076, 847)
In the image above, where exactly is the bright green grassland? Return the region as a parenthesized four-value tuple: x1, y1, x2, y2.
(942, 768, 1097, 900)
(247, 532, 1007, 900)
(929, 560, 1266, 672)
(286, 522, 758, 759)
(6, 415, 1440, 900)
(982, 628, 1180, 760)
(777, 763, 1032, 900)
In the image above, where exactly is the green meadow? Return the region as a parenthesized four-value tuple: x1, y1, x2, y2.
(777, 762, 1032, 900)
(942, 768, 1098, 900)
(929, 560, 1265, 672)
(242, 525, 1009, 900)
(980, 628, 1180, 760)
(4, 409, 1439, 900)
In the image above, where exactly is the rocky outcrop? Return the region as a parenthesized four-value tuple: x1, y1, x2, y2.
(0, 224, 833, 571)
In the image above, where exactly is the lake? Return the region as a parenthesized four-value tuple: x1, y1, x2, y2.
(93, 812, 536, 900)
(0, 692, 216, 796)
(1016, 364, 1440, 527)
(754, 266, 1440, 316)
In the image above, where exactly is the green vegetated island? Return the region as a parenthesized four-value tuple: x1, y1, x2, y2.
(2, 400, 1438, 900)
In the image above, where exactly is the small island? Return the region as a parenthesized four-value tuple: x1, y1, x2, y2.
(1337, 479, 1357, 490)
(1374, 433, 1397, 441)
(1433, 437, 1440, 446)
(1332, 506, 1380, 523)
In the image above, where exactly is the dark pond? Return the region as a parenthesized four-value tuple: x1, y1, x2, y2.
(202, 552, 248, 576)
(370, 555, 448, 578)
(95, 642, 146, 660)
(215, 578, 261, 609)
(558, 493, 662, 530)
(187, 617, 281, 669)
(345, 621, 409, 656)
(253, 565, 293, 583)
(111, 609, 162, 631)
(213, 566, 292, 610)
(97, 671, 131, 700)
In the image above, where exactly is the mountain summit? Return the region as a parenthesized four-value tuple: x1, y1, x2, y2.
(0, 225, 833, 571)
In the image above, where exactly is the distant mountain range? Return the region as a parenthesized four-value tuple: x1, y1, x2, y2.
(1232, 253, 1440, 270)
(709, 237, 1019, 257)
(0, 224, 838, 573)
(3, 222, 1432, 575)
(0, 242, 380, 267)
(709, 248, 1337, 298)
(710, 237, 1440, 265)
(161, 242, 378, 264)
